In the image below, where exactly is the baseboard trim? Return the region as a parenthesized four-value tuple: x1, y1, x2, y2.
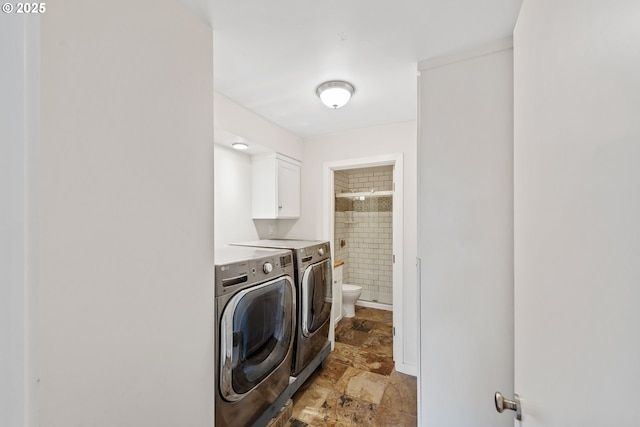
(355, 300, 393, 311)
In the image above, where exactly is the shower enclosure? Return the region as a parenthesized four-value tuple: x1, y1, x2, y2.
(334, 166, 393, 306)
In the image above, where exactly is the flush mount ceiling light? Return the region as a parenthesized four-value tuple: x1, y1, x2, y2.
(232, 142, 249, 150)
(316, 81, 355, 109)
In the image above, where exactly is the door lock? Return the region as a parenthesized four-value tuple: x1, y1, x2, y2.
(494, 391, 522, 421)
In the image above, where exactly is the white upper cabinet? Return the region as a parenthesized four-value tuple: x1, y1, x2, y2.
(252, 153, 301, 219)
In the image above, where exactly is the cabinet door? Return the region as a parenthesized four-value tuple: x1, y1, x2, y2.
(276, 159, 300, 218)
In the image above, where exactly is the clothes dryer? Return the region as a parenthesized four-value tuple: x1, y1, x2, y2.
(214, 246, 296, 427)
(232, 240, 332, 377)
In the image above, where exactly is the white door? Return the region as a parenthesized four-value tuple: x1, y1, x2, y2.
(277, 158, 300, 218)
(512, 0, 640, 425)
(418, 43, 514, 426)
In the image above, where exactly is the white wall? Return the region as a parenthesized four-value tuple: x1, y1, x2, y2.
(291, 121, 418, 368)
(213, 92, 304, 244)
(514, 1, 640, 424)
(37, 1, 214, 426)
(215, 92, 304, 161)
(213, 145, 261, 247)
(418, 41, 514, 427)
(1, 14, 39, 427)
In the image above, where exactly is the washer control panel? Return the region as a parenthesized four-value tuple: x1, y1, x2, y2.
(298, 242, 331, 267)
(214, 247, 294, 296)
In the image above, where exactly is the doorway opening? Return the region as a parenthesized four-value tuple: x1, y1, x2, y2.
(334, 165, 394, 308)
(323, 153, 404, 367)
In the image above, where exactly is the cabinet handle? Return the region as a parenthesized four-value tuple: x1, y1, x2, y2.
(278, 205, 283, 209)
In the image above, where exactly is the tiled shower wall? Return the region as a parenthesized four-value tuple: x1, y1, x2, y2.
(334, 170, 350, 282)
(334, 167, 393, 305)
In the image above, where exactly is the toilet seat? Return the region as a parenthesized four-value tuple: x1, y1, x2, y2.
(342, 284, 362, 292)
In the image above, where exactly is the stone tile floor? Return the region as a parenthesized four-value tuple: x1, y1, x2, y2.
(286, 307, 417, 426)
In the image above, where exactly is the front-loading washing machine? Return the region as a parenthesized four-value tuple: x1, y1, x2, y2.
(232, 240, 332, 377)
(214, 246, 296, 427)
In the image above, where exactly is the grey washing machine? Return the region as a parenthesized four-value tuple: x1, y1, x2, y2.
(232, 240, 332, 377)
(214, 246, 296, 427)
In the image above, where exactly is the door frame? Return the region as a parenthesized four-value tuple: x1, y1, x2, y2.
(323, 153, 405, 369)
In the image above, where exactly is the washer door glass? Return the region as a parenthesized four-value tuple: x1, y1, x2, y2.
(219, 276, 294, 401)
(301, 258, 332, 337)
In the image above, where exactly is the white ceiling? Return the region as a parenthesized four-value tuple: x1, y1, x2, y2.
(181, 0, 523, 139)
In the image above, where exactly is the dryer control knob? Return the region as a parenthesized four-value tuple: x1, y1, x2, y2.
(318, 248, 325, 256)
(262, 262, 273, 274)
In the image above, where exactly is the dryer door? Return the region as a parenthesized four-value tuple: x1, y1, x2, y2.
(301, 258, 332, 337)
(219, 276, 295, 402)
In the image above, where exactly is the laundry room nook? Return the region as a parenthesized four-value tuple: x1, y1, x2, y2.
(212, 84, 418, 425)
(13, 2, 634, 427)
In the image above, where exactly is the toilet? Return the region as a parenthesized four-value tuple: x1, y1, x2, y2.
(341, 284, 362, 318)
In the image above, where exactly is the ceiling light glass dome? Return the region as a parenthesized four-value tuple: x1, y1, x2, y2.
(316, 81, 355, 109)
